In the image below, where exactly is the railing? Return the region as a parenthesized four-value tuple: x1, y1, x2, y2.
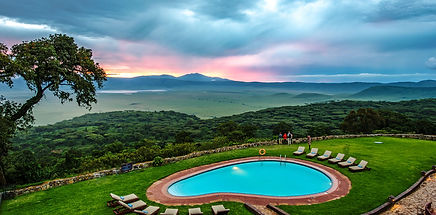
(362, 165, 436, 215)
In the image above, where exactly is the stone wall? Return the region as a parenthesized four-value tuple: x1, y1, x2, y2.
(4, 134, 435, 199)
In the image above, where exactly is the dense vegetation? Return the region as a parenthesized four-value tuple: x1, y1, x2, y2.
(5, 99, 436, 186)
(2, 137, 436, 215)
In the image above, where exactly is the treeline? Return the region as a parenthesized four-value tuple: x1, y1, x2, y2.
(5, 99, 436, 186)
(341, 108, 435, 134)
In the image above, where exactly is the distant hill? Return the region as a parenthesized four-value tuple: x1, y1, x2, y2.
(2, 73, 436, 95)
(351, 86, 436, 100)
(270, 92, 295, 98)
(102, 78, 436, 94)
(293, 93, 332, 100)
(178, 73, 230, 82)
(384, 80, 436, 87)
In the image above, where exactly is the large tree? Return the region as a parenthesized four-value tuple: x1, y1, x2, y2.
(340, 108, 384, 134)
(0, 34, 106, 185)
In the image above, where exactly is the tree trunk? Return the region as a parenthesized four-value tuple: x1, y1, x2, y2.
(0, 163, 5, 187)
(10, 89, 44, 122)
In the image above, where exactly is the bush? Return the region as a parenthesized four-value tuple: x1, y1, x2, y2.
(228, 130, 245, 142)
(212, 136, 229, 147)
(134, 145, 161, 162)
(152, 156, 163, 167)
(161, 143, 195, 158)
(105, 141, 124, 153)
(175, 131, 193, 143)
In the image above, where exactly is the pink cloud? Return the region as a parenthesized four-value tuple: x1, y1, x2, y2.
(94, 39, 329, 82)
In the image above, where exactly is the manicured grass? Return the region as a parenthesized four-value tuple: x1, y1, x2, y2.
(1, 137, 435, 214)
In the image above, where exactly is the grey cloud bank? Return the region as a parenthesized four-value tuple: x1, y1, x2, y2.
(0, 0, 435, 82)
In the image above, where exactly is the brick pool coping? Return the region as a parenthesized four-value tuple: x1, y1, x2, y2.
(147, 156, 351, 206)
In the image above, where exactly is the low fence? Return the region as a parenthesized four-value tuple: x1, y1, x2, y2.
(362, 165, 436, 215)
(4, 133, 436, 199)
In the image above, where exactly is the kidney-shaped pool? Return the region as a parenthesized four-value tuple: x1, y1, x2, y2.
(147, 157, 351, 205)
(168, 160, 332, 197)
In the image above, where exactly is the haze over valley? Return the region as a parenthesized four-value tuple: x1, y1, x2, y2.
(3, 73, 436, 125)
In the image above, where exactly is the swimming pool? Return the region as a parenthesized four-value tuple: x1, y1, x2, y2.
(168, 160, 332, 197)
(147, 157, 351, 205)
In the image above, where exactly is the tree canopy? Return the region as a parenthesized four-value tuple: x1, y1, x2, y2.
(0, 34, 106, 186)
(2, 34, 106, 122)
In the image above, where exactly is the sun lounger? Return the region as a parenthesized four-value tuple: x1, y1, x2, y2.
(328, 153, 345, 164)
(160, 208, 179, 215)
(306, 148, 318, 158)
(114, 200, 147, 215)
(134, 206, 160, 215)
(107, 193, 139, 207)
(293, 146, 305, 155)
(317, 150, 332, 160)
(349, 160, 368, 172)
(212, 205, 230, 215)
(338, 157, 356, 167)
(189, 207, 203, 215)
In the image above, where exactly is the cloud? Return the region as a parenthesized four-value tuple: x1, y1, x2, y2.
(1, 0, 435, 56)
(369, 0, 436, 22)
(1, 0, 436, 82)
(289, 73, 432, 78)
(284, 72, 436, 83)
(426, 57, 436, 69)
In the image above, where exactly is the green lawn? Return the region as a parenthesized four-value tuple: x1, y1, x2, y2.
(1, 137, 435, 215)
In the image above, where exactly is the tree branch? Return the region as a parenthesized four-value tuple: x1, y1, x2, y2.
(10, 86, 44, 122)
(10, 78, 67, 122)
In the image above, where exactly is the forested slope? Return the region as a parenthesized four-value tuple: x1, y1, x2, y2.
(13, 99, 436, 154)
(6, 99, 436, 186)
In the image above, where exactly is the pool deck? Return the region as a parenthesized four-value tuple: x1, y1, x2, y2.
(146, 156, 351, 206)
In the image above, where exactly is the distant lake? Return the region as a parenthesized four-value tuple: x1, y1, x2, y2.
(97, 89, 167, 94)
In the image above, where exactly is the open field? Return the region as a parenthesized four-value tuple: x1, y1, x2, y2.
(2, 137, 435, 214)
(8, 90, 342, 125)
(5, 78, 436, 126)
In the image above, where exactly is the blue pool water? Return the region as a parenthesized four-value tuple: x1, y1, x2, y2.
(168, 160, 332, 197)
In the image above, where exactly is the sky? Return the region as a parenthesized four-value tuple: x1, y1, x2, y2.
(0, 0, 436, 83)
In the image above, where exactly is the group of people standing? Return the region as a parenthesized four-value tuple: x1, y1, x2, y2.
(278, 131, 293, 145)
(278, 132, 312, 150)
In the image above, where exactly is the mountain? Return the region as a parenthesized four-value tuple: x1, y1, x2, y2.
(2, 73, 436, 95)
(177, 73, 229, 82)
(351, 86, 436, 100)
(101, 78, 436, 94)
(384, 80, 436, 88)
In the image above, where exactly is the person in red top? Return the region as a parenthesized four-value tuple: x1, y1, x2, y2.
(283, 132, 287, 145)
